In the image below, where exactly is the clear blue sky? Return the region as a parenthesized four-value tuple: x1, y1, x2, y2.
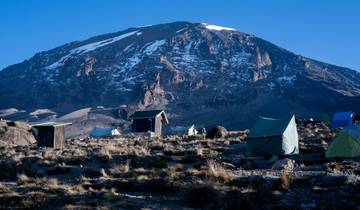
(0, 0, 359, 70)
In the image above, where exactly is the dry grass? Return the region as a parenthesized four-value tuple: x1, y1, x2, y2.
(165, 164, 183, 179)
(17, 173, 32, 185)
(45, 178, 59, 189)
(195, 145, 204, 156)
(0, 182, 10, 193)
(67, 183, 86, 195)
(205, 160, 234, 182)
(278, 169, 292, 191)
(0, 130, 358, 209)
(22, 191, 46, 209)
(109, 160, 131, 175)
(186, 168, 201, 176)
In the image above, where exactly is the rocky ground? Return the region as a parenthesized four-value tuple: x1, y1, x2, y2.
(0, 123, 359, 209)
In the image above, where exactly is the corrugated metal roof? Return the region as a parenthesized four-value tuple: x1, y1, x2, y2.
(129, 110, 168, 124)
(32, 122, 72, 127)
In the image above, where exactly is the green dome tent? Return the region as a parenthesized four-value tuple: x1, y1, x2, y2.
(325, 125, 360, 158)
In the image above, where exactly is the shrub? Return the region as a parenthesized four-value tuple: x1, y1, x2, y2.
(22, 191, 46, 209)
(45, 178, 59, 190)
(0, 183, 10, 193)
(0, 157, 17, 180)
(109, 160, 131, 175)
(206, 160, 233, 182)
(276, 169, 292, 191)
(17, 173, 32, 185)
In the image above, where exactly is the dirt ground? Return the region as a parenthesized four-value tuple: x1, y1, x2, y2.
(0, 123, 359, 209)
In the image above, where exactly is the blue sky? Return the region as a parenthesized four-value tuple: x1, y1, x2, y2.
(0, 0, 359, 70)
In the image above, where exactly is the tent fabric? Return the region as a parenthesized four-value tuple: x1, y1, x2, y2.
(326, 125, 360, 158)
(322, 114, 330, 122)
(187, 125, 198, 136)
(247, 115, 299, 155)
(282, 116, 299, 154)
(248, 117, 291, 138)
(90, 127, 120, 138)
(331, 112, 353, 128)
(246, 136, 284, 155)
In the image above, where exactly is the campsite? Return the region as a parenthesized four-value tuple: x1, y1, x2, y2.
(0, 112, 359, 209)
(1, 2, 360, 209)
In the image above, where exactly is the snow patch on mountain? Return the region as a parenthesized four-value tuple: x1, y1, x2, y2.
(126, 54, 142, 69)
(123, 43, 134, 52)
(202, 23, 236, 31)
(46, 30, 139, 69)
(144, 40, 166, 55)
(227, 51, 252, 67)
(182, 42, 195, 63)
(46, 54, 72, 70)
(71, 31, 139, 55)
(176, 27, 187, 33)
(277, 75, 297, 85)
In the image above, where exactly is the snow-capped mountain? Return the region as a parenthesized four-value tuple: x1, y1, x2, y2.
(1, 21, 360, 128)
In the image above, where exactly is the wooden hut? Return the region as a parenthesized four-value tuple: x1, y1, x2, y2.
(32, 122, 72, 149)
(128, 110, 168, 137)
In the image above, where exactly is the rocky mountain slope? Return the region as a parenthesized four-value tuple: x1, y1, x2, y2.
(1, 21, 360, 129)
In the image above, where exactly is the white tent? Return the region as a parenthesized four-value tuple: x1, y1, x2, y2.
(187, 125, 198, 136)
(247, 115, 299, 155)
(90, 127, 121, 138)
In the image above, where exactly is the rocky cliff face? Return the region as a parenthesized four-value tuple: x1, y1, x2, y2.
(1, 21, 360, 129)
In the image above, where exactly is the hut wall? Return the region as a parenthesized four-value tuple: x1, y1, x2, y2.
(36, 126, 55, 147)
(154, 116, 162, 136)
(54, 126, 65, 149)
(132, 118, 155, 132)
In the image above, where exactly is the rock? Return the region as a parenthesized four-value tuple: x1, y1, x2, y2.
(272, 158, 295, 171)
(0, 120, 36, 146)
(206, 126, 228, 139)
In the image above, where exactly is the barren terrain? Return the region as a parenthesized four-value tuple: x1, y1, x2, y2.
(0, 123, 359, 209)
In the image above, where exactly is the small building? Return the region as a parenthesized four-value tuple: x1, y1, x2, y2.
(32, 122, 72, 149)
(246, 115, 299, 156)
(332, 111, 354, 129)
(128, 110, 168, 137)
(90, 127, 121, 138)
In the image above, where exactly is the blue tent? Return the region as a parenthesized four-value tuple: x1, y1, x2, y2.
(332, 112, 354, 128)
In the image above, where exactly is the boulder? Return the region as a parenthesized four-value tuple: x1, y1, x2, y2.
(206, 126, 228, 139)
(272, 158, 295, 171)
(0, 120, 36, 146)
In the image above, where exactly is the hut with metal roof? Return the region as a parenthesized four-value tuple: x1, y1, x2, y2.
(128, 110, 168, 137)
(32, 122, 72, 149)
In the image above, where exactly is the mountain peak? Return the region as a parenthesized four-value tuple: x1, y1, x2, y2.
(1, 21, 360, 128)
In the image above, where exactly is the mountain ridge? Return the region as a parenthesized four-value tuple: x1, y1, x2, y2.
(1, 21, 360, 129)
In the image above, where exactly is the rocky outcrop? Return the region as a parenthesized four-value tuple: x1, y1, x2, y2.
(206, 126, 228, 139)
(0, 121, 36, 146)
